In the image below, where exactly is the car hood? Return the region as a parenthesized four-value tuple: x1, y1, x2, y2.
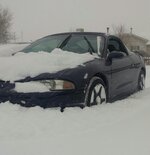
(0, 48, 96, 82)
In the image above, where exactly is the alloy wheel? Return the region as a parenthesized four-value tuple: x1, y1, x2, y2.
(90, 83, 106, 105)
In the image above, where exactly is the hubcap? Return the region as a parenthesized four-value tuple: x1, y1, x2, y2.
(139, 74, 145, 90)
(90, 84, 106, 105)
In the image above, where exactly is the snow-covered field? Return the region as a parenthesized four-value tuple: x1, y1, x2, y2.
(0, 44, 150, 155)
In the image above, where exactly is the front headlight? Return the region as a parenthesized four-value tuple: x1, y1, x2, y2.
(40, 80, 75, 91)
(14, 80, 75, 93)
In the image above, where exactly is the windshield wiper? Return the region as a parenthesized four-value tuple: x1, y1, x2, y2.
(83, 36, 95, 54)
(59, 34, 72, 49)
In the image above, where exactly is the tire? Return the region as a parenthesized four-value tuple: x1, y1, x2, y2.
(138, 70, 145, 91)
(85, 77, 107, 106)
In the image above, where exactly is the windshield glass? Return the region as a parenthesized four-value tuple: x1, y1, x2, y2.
(22, 34, 104, 55)
(62, 35, 97, 54)
(22, 35, 69, 53)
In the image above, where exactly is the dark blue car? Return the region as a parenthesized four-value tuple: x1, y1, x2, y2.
(0, 32, 146, 111)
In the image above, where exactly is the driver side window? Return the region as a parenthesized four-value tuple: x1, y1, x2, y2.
(108, 38, 127, 55)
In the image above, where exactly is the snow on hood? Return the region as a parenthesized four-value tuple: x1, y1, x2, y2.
(0, 48, 96, 82)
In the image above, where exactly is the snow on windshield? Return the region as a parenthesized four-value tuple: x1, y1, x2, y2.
(0, 48, 96, 82)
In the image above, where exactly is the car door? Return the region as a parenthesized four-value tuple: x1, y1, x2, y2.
(107, 36, 136, 99)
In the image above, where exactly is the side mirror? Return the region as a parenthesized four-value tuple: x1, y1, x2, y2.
(107, 51, 125, 61)
(106, 51, 125, 65)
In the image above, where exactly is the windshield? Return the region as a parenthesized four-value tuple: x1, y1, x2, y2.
(22, 34, 104, 54)
(22, 35, 69, 53)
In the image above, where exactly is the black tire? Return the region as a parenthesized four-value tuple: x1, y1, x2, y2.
(138, 70, 145, 91)
(85, 77, 107, 107)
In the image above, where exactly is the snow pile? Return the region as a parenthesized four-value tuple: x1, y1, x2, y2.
(0, 48, 95, 82)
(0, 67, 150, 155)
(0, 43, 150, 155)
(0, 44, 29, 57)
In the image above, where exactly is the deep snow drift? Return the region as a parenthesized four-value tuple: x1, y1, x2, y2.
(0, 44, 150, 155)
(0, 70, 150, 155)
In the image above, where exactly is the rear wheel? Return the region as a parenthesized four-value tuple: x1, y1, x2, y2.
(138, 70, 145, 91)
(85, 77, 107, 106)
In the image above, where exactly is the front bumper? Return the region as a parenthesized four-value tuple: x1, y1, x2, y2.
(0, 90, 85, 108)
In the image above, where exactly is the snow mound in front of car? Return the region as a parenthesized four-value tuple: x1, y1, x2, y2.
(0, 48, 96, 82)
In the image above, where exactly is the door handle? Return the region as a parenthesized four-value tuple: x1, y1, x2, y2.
(131, 64, 135, 68)
(130, 63, 140, 68)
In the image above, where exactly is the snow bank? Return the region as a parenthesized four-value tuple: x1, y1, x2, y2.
(0, 67, 150, 155)
(0, 43, 150, 155)
(0, 48, 95, 82)
(0, 44, 28, 57)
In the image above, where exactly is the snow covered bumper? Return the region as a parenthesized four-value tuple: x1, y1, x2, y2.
(0, 90, 85, 108)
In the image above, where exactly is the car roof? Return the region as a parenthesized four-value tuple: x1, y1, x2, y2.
(44, 32, 107, 38)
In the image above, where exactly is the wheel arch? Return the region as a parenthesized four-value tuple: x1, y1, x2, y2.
(93, 73, 108, 88)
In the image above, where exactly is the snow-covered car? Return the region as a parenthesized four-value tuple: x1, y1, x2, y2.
(0, 32, 146, 111)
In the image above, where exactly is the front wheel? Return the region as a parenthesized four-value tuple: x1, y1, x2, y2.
(85, 77, 107, 106)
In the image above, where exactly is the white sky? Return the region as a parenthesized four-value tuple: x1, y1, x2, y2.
(1, 0, 150, 41)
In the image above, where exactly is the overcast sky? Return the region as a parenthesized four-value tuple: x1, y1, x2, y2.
(1, 0, 150, 41)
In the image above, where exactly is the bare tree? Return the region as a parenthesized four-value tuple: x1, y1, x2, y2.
(112, 24, 133, 49)
(0, 5, 12, 43)
(112, 24, 126, 39)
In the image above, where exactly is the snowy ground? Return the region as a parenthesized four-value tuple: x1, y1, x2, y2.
(0, 44, 150, 155)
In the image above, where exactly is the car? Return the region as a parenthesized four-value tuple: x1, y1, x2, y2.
(0, 32, 146, 111)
